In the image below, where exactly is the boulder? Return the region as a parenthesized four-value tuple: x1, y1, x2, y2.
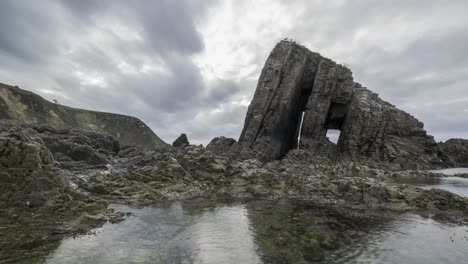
(206, 136, 236, 154)
(172, 133, 190, 147)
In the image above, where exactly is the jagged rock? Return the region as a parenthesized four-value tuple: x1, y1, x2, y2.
(76, 142, 468, 214)
(439, 138, 468, 167)
(237, 40, 451, 169)
(0, 120, 118, 169)
(172, 133, 189, 147)
(206, 136, 236, 154)
(0, 126, 126, 261)
(0, 127, 119, 218)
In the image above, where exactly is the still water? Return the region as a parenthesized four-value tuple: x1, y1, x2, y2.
(397, 168, 468, 197)
(44, 169, 468, 264)
(47, 203, 261, 264)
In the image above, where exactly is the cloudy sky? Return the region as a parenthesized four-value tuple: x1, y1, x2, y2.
(0, 0, 467, 144)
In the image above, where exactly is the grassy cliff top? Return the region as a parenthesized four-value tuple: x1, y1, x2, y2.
(0, 83, 168, 148)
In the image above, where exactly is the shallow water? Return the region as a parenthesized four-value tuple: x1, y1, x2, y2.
(46, 203, 261, 264)
(43, 199, 468, 264)
(402, 168, 468, 197)
(356, 214, 468, 264)
(430, 167, 468, 176)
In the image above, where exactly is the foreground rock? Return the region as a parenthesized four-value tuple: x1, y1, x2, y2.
(439, 138, 468, 167)
(0, 126, 124, 263)
(76, 144, 468, 215)
(236, 40, 451, 169)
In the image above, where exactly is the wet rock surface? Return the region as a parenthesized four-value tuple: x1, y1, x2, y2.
(74, 143, 468, 215)
(0, 125, 124, 263)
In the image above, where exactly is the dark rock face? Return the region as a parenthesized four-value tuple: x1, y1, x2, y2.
(0, 126, 125, 262)
(0, 126, 112, 219)
(0, 120, 120, 169)
(206, 136, 236, 155)
(238, 41, 450, 169)
(172, 133, 189, 147)
(439, 139, 468, 167)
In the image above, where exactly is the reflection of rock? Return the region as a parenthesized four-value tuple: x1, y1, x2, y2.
(172, 133, 190, 147)
(439, 138, 468, 167)
(237, 40, 451, 169)
(246, 200, 383, 263)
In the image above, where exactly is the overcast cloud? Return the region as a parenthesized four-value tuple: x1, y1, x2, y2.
(0, 0, 467, 144)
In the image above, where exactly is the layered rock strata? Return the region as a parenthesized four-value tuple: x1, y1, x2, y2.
(237, 41, 451, 169)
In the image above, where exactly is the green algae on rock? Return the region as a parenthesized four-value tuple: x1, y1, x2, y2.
(0, 127, 124, 264)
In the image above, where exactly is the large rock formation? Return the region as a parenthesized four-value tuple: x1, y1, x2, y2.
(0, 83, 167, 148)
(439, 139, 468, 167)
(238, 41, 451, 169)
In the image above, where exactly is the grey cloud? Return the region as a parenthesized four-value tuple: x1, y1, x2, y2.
(0, 0, 62, 63)
(0, 0, 467, 144)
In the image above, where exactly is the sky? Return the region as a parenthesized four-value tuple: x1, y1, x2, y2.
(0, 0, 467, 145)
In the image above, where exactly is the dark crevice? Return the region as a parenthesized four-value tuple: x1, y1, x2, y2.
(281, 64, 317, 157)
(324, 102, 348, 130)
(278, 60, 321, 159)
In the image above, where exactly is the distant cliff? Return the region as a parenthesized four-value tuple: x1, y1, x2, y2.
(439, 139, 468, 167)
(0, 83, 167, 148)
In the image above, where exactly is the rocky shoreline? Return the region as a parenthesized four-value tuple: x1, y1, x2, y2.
(1, 40, 468, 263)
(1, 120, 467, 263)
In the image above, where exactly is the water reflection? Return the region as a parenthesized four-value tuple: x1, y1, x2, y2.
(44, 199, 468, 264)
(46, 202, 261, 264)
(397, 168, 468, 197)
(430, 168, 468, 176)
(357, 214, 468, 264)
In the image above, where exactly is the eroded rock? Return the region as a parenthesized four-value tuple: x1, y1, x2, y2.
(0, 127, 124, 262)
(206, 136, 236, 155)
(237, 40, 451, 169)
